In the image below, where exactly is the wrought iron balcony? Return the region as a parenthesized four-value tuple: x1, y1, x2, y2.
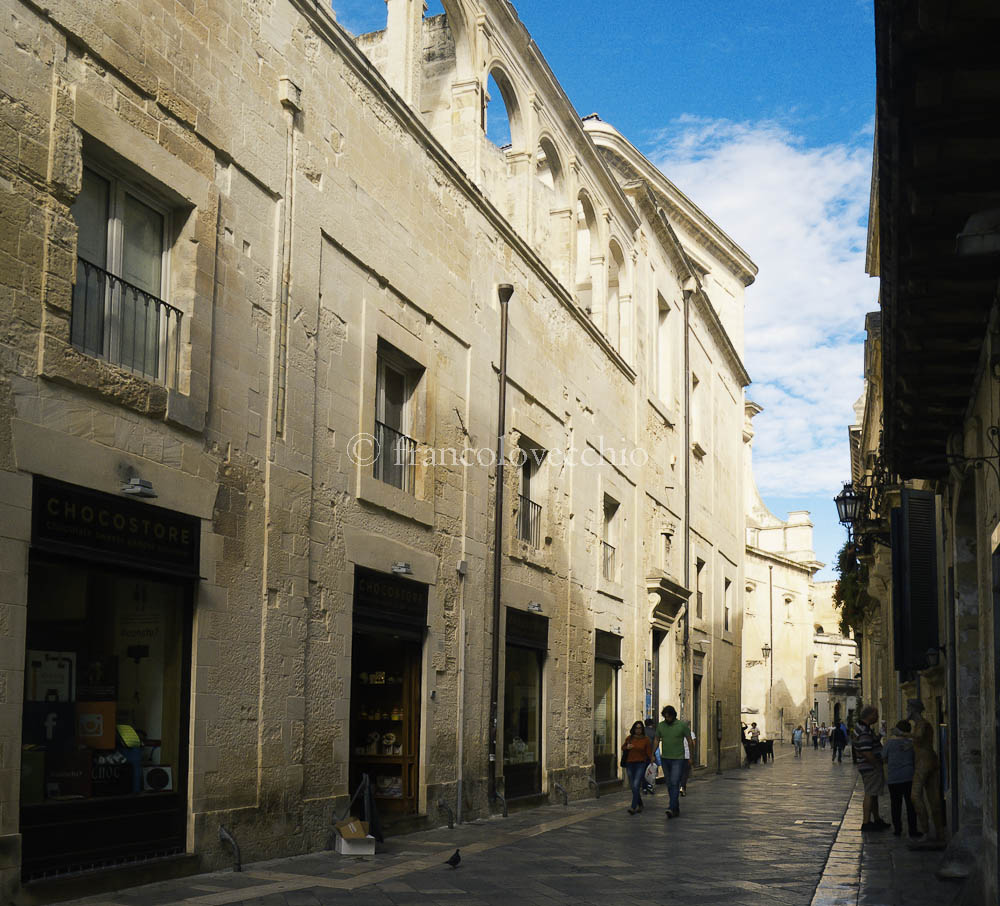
(517, 495, 541, 548)
(71, 257, 183, 387)
(374, 420, 417, 493)
(601, 540, 616, 582)
(827, 677, 860, 693)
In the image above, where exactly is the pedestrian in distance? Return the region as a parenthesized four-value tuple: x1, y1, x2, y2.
(748, 722, 760, 742)
(792, 725, 804, 757)
(854, 705, 890, 831)
(831, 721, 846, 763)
(812, 723, 820, 749)
(819, 723, 829, 749)
(622, 720, 654, 814)
(680, 726, 696, 796)
(654, 705, 693, 819)
(643, 717, 660, 794)
(883, 720, 919, 838)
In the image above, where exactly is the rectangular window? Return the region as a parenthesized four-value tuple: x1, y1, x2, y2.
(70, 164, 182, 386)
(374, 344, 420, 493)
(724, 577, 732, 632)
(602, 494, 619, 582)
(695, 558, 705, 619)
(516, 441, 544, 548)
(656, 293, 670, 401)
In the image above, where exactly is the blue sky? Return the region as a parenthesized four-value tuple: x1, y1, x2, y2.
(333, 1, 878, 578)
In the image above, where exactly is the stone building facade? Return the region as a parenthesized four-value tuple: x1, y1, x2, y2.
(0, 0, 754, 898)
(741, 407, 857, 740)
(842, 3, 1000, 902)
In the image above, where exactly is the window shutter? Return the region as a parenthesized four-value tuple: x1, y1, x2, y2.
(892, 488, 940, 671)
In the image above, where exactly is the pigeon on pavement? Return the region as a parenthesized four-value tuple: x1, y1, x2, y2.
(445, 849, 461, 868)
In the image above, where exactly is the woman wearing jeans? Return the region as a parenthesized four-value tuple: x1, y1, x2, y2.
(622, 721, 654, 814)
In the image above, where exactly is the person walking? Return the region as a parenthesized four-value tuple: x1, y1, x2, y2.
(883, 720, 919, 837)
(621, 720, 654, 814)
(854, 705, 889, 831)
(812, 723, 820, 749)
(831, 722, 846, 762)
(654, 705, 692, 819)
(792, 725, 804, 757)
(679, 727, 696, 796)
(643, 717, 659, 794)
(819, 723, 829, 749)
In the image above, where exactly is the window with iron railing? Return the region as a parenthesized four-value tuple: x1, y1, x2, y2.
(70, 164, 181, 387)
(373, 419, 417, 492)
(374, 345, 421, 495)
(517, 494, 541, 548)
(72, 258, 183, 386)
(601, 540, 616, 582)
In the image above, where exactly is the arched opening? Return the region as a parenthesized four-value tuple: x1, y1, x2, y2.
(534, 137, 567, 273)
(607, 240, 624, 349)
(483, 68, 520, 150)
(576, 193, 597, 315)
(815, 625, 824, 635)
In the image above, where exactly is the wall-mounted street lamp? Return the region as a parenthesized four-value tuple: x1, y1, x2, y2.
(834, 482, 860, 541)
(761, 642, 771, 660)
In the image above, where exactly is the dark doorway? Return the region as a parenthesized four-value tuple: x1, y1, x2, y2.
(502, 609, 547, 799)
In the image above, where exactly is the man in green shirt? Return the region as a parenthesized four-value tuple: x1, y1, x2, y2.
(654, 705, 692, 818)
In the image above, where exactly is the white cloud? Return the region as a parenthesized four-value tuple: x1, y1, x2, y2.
(648, 117, 877, 498)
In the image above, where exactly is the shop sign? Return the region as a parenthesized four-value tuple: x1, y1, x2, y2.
(32, 477, 200, 577)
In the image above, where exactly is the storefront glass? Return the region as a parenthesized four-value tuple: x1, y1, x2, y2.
(502, 644, 542, 798)
(593, 659, 617, 782)
(20, 558, 190, 877)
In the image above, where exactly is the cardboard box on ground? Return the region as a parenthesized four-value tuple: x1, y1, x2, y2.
(334, 819, 376, 856)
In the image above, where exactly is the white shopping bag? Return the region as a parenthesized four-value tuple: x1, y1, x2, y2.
(644, 762, 658, 786)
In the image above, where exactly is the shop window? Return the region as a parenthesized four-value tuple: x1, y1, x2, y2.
(502, 608, 547, 799)
(350, 569, 427, 817)
(374, 342, 422, 493)
(20, 559, 190, 879)
(70, 163, 183, 387)
(593, 630, 622, 783)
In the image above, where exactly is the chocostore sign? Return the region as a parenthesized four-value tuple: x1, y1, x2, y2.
(32, 477, 200, 577)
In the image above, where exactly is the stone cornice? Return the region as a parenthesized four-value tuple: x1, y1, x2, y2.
(746, 544, 822, 575)
(290, 0, 636, 383)
(585, 119, 758, 286)
(629, 183, 751, 388)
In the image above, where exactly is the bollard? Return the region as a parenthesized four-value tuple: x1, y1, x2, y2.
(588, 775, 600, 799)
(437, 797, 455, 829)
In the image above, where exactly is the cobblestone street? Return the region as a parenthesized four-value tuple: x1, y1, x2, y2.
(59, 750, 888, 906)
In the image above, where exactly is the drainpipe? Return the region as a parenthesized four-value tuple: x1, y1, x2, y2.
(488, 284, 514, 805)
(768, 564, 774, 733)
(681, 285, 692, 718)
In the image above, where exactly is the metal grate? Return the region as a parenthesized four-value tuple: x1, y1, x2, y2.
(71, 257, 183, 387)
(517, 495, 541, 547)
(601, 540, 616, 581)
(22, 845, 185, 883)
(374, 420, 417, 493)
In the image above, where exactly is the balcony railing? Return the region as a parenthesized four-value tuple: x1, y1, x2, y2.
(601, 540, 616, 582)
(71, 257, 182, 387)
(517, 495, 541, 548)
(828, 677, 860, 693)
(374, 420, 416, 493)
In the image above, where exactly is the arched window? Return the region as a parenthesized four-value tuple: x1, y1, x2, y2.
(535, 137, 567, 274)
(815, 624, 824, 635)
(576, 193, 597, 315)
(483, 68, 520, 150)
(607, 240, 624, 349)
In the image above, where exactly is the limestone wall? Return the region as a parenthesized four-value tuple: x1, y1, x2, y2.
(0, 0, 754, 897)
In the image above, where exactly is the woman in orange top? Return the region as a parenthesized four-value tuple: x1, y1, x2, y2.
(622, 720, 654, 814)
